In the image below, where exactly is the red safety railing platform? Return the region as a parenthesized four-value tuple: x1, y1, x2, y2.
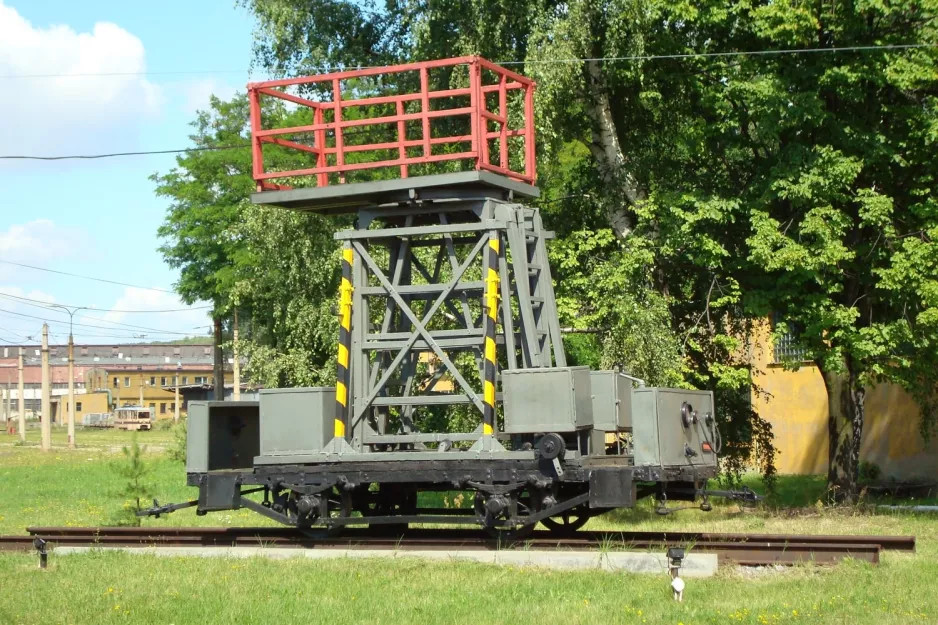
(248, 56, 535, 191)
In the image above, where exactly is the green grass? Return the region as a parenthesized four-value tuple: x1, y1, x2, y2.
(12, 424, 175, 448)
(1, 428, 936, 625)
(0, 550, 934, 625)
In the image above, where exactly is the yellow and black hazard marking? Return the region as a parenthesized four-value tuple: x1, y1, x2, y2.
(482, 233, 500, 436)
(334, 246, 354, 438)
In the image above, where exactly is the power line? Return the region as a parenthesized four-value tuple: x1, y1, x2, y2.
(0, 308, 191, 336)
(1, 43, 932, 80)
(0, 303, 201, 336)
(0, 144, 248, 161)
(0, 260, 177, 294)
(0, 296, 206, 336)
(0, 124, 384, 161)
(510, 43, 938, 65)
(0, 291, 211, 314)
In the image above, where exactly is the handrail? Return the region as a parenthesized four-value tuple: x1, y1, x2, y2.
(248, 56, 536, 191)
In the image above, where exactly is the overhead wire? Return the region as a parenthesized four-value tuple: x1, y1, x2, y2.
(0, 308, 192, 336)
(1, 42, 934, 80)
(0, 291, 211, 314)
(0, 42, 934, 160)
(0, 260, 177, 294)
(3, 305, 203, 336)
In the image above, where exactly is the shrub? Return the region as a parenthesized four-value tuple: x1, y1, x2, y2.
(167, 417, 187, 463)
(108, 435, 154, 527)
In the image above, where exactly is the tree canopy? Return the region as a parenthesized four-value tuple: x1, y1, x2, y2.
(153, 0, 938, 496)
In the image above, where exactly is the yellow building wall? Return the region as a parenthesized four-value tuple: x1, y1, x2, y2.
(60, 391, 110, 420)
(99, 369, 234, 419)
(750, 320, 938, 481)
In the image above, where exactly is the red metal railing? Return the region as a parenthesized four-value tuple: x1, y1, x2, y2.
(247, 56, 536, 191)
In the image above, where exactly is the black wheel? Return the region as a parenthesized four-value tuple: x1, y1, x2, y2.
(540, 506, 591, 535)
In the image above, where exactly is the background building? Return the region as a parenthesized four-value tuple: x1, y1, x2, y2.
(748, 319, 938, 483)
(0, 343, 234, 421)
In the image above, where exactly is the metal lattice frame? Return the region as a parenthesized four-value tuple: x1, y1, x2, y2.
(333, 197, 565, 453)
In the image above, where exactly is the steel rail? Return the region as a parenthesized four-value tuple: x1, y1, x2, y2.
(0, 527, 915, 566)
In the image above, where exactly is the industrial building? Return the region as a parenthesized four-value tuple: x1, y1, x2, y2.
(0, 343, 234, 422)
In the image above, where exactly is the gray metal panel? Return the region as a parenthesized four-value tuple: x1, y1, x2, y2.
(187, 401, 260, 472)
(250, 171, 539, 214)
(185, 402, 209, 473)
(501, 367, 592, 433)
(631, 388, 718, 469)
(259, 387, 335, 457)
(631, 388, 660, 466)
(589, 371, 632, 431)
(655, 389, 717, 469)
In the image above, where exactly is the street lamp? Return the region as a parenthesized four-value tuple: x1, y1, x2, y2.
(48, 305, 86, 450)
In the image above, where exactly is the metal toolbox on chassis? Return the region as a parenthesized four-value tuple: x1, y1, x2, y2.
(257, 387, 335, 458)
(186, 401, 260, 474)
(631, 388, 718, 468)
(501, 367, 593, 433)
(589, 371, 633, 431)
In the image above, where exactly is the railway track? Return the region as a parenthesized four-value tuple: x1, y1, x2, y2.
(0, 527, 916, 566)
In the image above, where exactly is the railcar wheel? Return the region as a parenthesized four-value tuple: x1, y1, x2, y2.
(540, 506, 591, 535)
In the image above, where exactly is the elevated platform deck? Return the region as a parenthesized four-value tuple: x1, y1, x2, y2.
(250, 171, 539, 215)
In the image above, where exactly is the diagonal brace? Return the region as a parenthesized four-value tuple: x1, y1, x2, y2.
(352, 235, 489, 420)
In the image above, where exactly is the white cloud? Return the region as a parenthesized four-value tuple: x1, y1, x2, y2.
(178, 78, 239, 115)
(91, 287, 211, 341)
(0, 285, 56, 304)
(0, 219, 78, 263)
(0, 2, 161, 156)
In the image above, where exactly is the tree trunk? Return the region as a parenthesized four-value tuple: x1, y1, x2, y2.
(213, 316, 224, 402)
(582, 60, 644, 239)
(820, 356, 865, 502)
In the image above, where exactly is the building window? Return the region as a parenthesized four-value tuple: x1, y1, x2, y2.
(80, 347, 88, 356)
(113, 377, 118, 388)
(76, 402, 82, 412)
(194, 376, 207, 384)
(772, 312, 809, 363)
(170, 402, 175, 413)
(173, 347, 181, 355)
(124, 377, 130, 387)
(160, 403, 167, 414)
(182, 376, 188, 385)
(143, 346, 150, 356)
(149, 402, 156, 410)
(150, 376, 156, 386)
(160, 376, 167, 387)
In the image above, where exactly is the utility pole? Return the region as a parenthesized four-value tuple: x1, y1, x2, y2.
(213, 315, 224, 401)
(41, 324, 51, 451)
(67, 335, 75, 448)
(232, 308, 241, 401)
(17, 347, 25, 442)
(139, 377, 144, 409)
(51, 305, 84, 449)
(174, 363, 181, 423)
(3, 383, 9, 432)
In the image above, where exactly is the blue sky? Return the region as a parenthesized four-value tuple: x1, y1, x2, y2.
(0, 0, 260, 345)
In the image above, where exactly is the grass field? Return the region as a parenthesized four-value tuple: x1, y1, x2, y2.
(1, 427, 936, 625)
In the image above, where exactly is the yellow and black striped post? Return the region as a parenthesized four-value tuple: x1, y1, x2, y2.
(482, 232, 501, 437)
(335, 245, 354, 440)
